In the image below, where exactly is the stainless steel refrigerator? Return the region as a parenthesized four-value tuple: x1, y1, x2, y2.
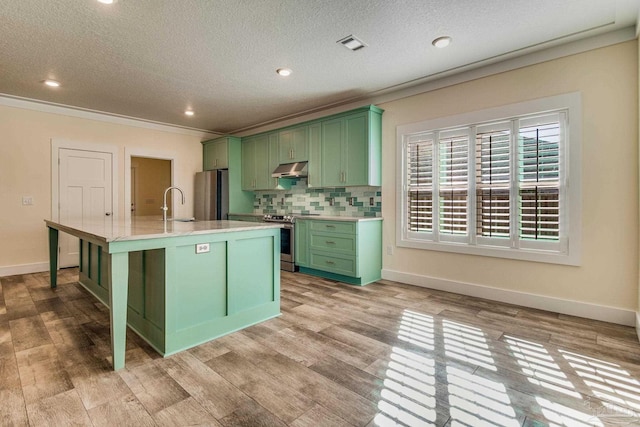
(194, 170, 229, 220)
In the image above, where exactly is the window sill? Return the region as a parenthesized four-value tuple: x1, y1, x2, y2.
(397, 237, 580, 266)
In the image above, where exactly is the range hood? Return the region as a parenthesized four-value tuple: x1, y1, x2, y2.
(272, 162, 308, 178)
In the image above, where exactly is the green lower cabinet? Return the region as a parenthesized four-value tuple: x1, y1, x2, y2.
(295, 219, 382, 285)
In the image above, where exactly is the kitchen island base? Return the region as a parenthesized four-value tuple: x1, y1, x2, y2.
(46, 219, 281, 370)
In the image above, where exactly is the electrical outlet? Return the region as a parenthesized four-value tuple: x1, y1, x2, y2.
(195, 243, 210, 254)
(348, 197, 353, 206)
(22, 196, 33, 206)
(369, 197, 374, 206)
(386, 245, 394, 255)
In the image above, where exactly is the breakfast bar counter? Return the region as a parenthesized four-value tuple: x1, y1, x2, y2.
(45, 218, 282, 370)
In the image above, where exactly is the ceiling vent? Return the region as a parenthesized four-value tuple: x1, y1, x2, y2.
(337, 35, 367, 51)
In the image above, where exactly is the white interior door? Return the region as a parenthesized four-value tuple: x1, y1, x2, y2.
(58, 148, 113, 267)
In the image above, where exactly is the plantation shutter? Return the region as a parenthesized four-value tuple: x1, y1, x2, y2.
(518, 113, 562, 244)
(438, 129, 469, 239)
(475, 122, 512, 243)
(407, 134, 434, 233)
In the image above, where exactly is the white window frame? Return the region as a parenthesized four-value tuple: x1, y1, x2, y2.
(396, 93, 582, 266)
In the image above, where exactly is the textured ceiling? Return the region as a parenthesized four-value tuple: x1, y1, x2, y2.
(0, 0, 637, 134)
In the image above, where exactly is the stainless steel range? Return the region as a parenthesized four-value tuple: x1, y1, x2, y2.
(262, 214, 297, 272)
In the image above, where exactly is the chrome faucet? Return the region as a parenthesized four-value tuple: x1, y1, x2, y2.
(162, 186, 185, 228)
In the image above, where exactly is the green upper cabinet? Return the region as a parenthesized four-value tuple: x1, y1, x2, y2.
(306, 123, 322, 187)
(242, 133, 287, 191)
(202, 137, 229, 170)
(278, 126, 308, 163)
(239, 105, 383, 190)
(242, 135, 266, 190)
(320, 107, 382, 187)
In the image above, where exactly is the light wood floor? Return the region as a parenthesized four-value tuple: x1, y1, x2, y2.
(1, 269, 640, 426)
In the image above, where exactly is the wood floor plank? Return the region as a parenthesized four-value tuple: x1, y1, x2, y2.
(42, 316, 94, 352)
(207, 351, 316, 423)
(256, 352, 379, 426)
(187, 338, 231, 363)
(161, 351, 253, 419)
(119, 361, 190, 415)
(153, 396, 222, 427)
(310, 354, 384, 402)
(87, 393, 156, 427)
(290, 403, 354, 427)
(0, 387, 29, 426)
(25, 389, 92, 426)
(64, 360, 133, 410)
(35, 297, 73, 319)
(15, 344, 74, 404)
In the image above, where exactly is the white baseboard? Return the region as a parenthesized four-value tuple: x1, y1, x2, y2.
(0, 262, 49, 278)
(636, 312, 640, 342)
(382, 269, 636, 327)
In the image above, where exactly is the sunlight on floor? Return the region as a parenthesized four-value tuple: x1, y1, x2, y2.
(504, 335, 581, 398)
(443, 319, 497, 372)
(561, 349, 640, 425)
(373, 310, 640, 426)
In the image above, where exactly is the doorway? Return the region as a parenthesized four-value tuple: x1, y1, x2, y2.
(130, 157, 172, 217)
(51, 139, 118, 268)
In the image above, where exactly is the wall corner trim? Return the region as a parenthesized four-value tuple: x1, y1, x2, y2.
(381, 269, 636, 327)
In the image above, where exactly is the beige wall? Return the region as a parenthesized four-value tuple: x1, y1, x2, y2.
(0, 106, 203, 271)
(380, 41, 639, 311)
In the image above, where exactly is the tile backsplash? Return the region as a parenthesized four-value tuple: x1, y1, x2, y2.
(254, 178, 381, 217)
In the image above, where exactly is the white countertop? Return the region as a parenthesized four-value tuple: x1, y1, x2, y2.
(294, 215, 382, 222)
(45, 217, 282, 243)
(228, 213, 382, 222)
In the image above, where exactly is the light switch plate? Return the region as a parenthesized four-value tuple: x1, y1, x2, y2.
(22, 196, 33, 206)
(196, 243, 210, 254)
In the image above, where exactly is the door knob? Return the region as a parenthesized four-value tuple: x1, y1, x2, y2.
(105, 212, 112, 216)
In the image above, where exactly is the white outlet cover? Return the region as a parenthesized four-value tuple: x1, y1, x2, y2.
(196, 243, 210, 254)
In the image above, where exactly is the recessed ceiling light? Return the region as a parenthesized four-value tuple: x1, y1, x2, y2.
(276, 68, 292, 77)
(44, 79, 61, 88)
(97, 0, 117, 4)
(432, 36, 452, 48)
(337, 35, 367, 51)
(185, 110, 194, 116)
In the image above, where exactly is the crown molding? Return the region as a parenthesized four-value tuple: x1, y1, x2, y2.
(234, 26, 637, 136)
(0, 94, 220, 139)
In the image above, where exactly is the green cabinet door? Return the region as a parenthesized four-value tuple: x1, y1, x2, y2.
(343, 112, 368, 186)
(241, 137, 257, 190)
(279, 126, 308, 163)
(254, 135, 271, 189)
(320, 118, 344, 187)
(203, 138, 229, 170)
(295, 219, 309, 267)
(242, 133, 282, 191)
(319, 109, 381, 187)
(307, 123, 322, 187)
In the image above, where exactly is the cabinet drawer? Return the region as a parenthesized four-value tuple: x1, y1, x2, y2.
(310, 252, 356, 277)
(309, 221, 356, 235)
(310, 233, 355, 254)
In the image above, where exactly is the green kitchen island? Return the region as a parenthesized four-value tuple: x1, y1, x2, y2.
(45, 218, 281, 370)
